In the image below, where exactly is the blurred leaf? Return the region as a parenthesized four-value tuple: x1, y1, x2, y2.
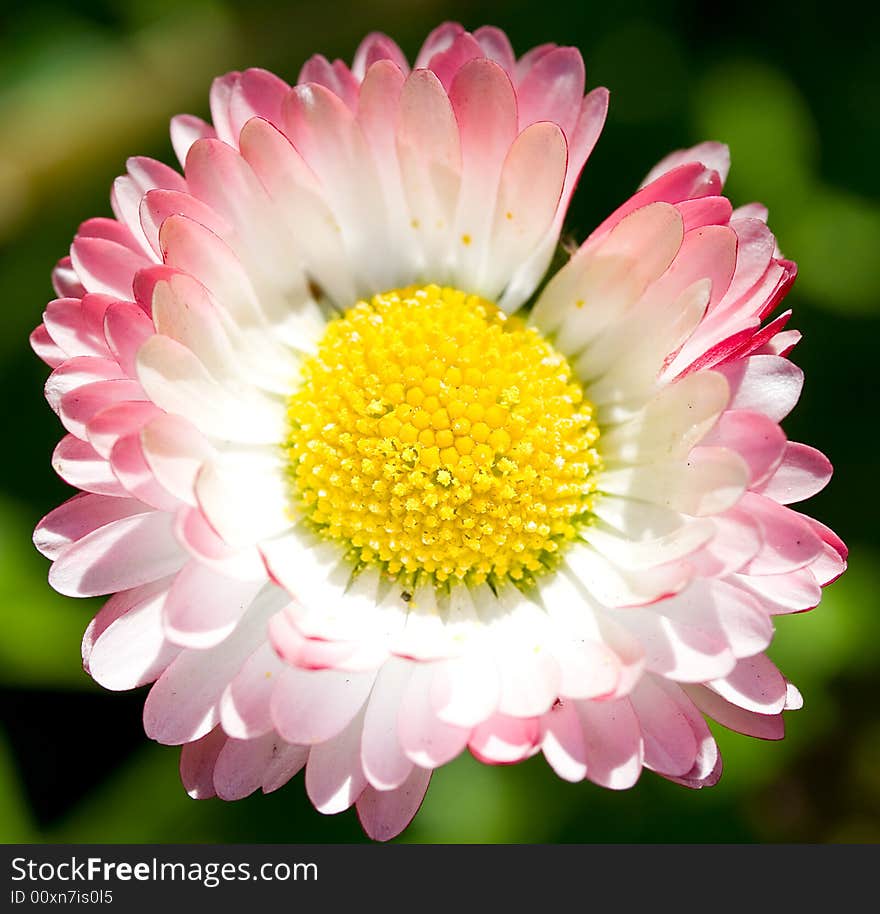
(785, 189, 880, 314)
(0, 494, 97, 689)
(0, 1, 239, 245)
(771, 544, 878, 682)
(591, 20, 688, 124)
(48, 743, 217, 842)
(403, 753, 559, 843)
(694, 60, 817, 220)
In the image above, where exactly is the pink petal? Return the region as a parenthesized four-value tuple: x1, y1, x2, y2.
(31, 324, 66, 368)
(677, 196, 734, 232)
(170, 114, 216, 167)
(219, 640, 283, 739)
(59, 378, 147, 440)
(299, 55, 360, 109)
(397, 665, 470, 768)
(472, 25, 516, 77)
(469, 713, 540, 764)
(733, 568, 821, 614)
(620, 604, 736, 683)
(109, 434, 179, 511)
(70, 236, 147, 299)
(702, 409, 787, 486)
(541, 699, 587, 782)
(630, 676, 698, 778)
(162, 560, 263, 648)
(755, 442, 833, 504)
(87, 401, 163, 460)
(76, 216, 143, 253)
(140, 413, 213, 507)
(426, 33, 484, 91)
(448, 59, 518, 275)
(144, 589, 281, 744)
(414, 21, 466, 69)
(707, 654, 787, 714)
(140, 189, 231, 257)
(686, 684, 784, 739)
(719, 354, 804, 422)
(555, 636, 621, 700)
(214, 732, 307, 801)
(208, 72, 240, 145)
(361, 659, 414, 790)
(45, 356, 125, 413)
(43, 298, 110, 360)
(516, 46, 585, 137)
(430, 651, 501, 727)
(652, 680, 719, 787)
(52, 256, 86, 298)
(49, 510, 183, 597)
(740, 492, 825, 575)
(590, 163, 722, 242)
(576, 697, 643, 789)
(262, 740, 311, 794)
(52, 434, 127, 497)
(228, 67, 290, 136)
(485, 121, 567, 296)
(270, 666, 375, 745)
(180, 727, 226, 799)
(642, 141, 731, 187)
(34, 492, 148, 560)
(352, 32, 409, 80)
(356, 765, 431, 842)
(304, 707, 368, 814)
(85, 577, 180, 690)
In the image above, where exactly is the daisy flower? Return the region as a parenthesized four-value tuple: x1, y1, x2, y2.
(32, 22, 846, 841)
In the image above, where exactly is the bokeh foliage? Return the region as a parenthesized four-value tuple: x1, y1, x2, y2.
(0, 0, 877, 843)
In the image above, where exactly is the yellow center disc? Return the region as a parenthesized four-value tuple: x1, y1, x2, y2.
(285, 285, 601, 587)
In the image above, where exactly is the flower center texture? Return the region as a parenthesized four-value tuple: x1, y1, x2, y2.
(285, 285, 602, 587)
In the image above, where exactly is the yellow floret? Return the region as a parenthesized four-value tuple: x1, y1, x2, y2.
(284, 284, 601, 587)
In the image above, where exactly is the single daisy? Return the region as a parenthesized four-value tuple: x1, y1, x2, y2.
(32, 22, 845, 841)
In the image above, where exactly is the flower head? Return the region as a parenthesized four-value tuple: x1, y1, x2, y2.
(33, 22, 845, 841)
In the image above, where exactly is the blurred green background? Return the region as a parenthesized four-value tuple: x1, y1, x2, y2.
(0, 0, 877, 843)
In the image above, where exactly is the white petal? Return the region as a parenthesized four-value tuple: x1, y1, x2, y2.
(142, 585, 285, 744)
(361, 658, 414, 789)
(304, 706, 368, 814)
(598, 446, 749, 517)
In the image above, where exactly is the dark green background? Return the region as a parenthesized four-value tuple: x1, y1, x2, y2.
(0, 0, 877, 842)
